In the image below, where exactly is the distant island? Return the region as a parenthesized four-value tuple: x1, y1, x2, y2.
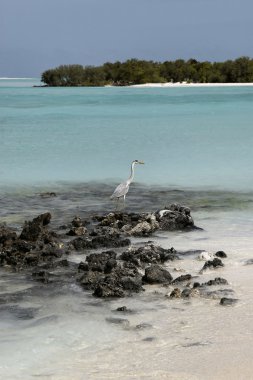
(41, 57, 253, 87)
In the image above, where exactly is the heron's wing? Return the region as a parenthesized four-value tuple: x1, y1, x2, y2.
(110, 181, 129, 199)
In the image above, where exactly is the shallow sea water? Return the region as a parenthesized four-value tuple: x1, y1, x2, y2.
(0, 80, 253, 379)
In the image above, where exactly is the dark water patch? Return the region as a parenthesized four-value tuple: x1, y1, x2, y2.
(28, 315, 58, 327)
(244, 259, 253, 265)
(135, 322, 153, 330)
(105, 317, 130, 326)
(182, 341, 211, 348)
(0, 304, 39, 320)
(220, 297, 238, 306)
(142, 336, 156, 342)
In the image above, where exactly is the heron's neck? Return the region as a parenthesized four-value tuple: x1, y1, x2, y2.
(127, 162, 135, 184)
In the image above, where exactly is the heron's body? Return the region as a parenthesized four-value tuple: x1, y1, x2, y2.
(110, 160, 144, 202)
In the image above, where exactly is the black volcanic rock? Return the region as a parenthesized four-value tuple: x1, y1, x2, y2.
(202, 258, 224, 271)
(155, 204, 198, 231)
(120, 243, 178, 266)
(142, 264, 173, 284)
(20, 213, 52, 242)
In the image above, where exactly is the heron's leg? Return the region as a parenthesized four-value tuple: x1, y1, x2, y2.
(115, 197, 120, 212)
(122, 195, 126, 209)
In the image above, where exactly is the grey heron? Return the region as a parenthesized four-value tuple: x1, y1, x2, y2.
(110, 160, 144, 206)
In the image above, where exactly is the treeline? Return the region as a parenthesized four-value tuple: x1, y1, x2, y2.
(41, 57, 253, 86)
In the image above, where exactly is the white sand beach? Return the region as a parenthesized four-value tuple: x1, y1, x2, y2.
(130, 82, 253, 88)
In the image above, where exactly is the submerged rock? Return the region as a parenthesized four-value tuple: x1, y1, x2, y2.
(32, 270, 50, 283)
(204, 277, 228, 286)
(220, 297, 238, 306)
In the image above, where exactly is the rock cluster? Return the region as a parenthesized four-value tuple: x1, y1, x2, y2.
(0, 213, 63, 269)
(0, 205, 234, 305)
(94, 203, 199, 237)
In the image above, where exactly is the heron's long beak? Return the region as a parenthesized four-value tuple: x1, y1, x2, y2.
(138, 161, 145, 164)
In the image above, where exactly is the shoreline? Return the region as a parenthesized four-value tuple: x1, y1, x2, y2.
(129, 82, 253, 88)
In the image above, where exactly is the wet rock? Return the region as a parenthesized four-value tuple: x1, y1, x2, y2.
(71, 216, 83, 227)
(78, 261, 89, 272)
(93, 279, 125, 298)
(19, 213, 51, 242)
(67, 216, 89, 235)
(205, 289, 235, 299)
(155, 204, 197, 231)
(71, 234, 130, 251)
(143, 264, 173, 284)
(40, 245, 64, 259)
(104, 258, 118, 274)
(201, 258, 224, 271)
(40, 192, 57, 198)
(13, 240, 35, 253)
(172, 274, 192, 284)
(204, 277, 228, 286)
(78, 271, 104, 290)
(120, 243, 177, 266)
(181, 288, 200, 298)
(55, 259, 69, 267)
(116, 306, 128, 312)
(215, 251, 227, 258)
(96, 212, 159, 237)
(220, 297, 238, 306)
(32, 270, 49, 283)
(78, 261, 142, 297)
(129, 221, 154, 236)
(169, 288, 182, 298)
(24, 253, 39, 266)
(86, 251, 117, 272)
(0, 226, 17, 248)
(120, 275, 143, 292)
(66, 226, 87, 236)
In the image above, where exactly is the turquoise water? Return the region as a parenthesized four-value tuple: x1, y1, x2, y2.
(1, 79, 253, 190)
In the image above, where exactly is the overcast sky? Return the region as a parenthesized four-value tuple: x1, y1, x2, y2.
(1, 0, 253, 77)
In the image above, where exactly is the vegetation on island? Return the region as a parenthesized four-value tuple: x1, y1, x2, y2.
(41, 57, 253, 86)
